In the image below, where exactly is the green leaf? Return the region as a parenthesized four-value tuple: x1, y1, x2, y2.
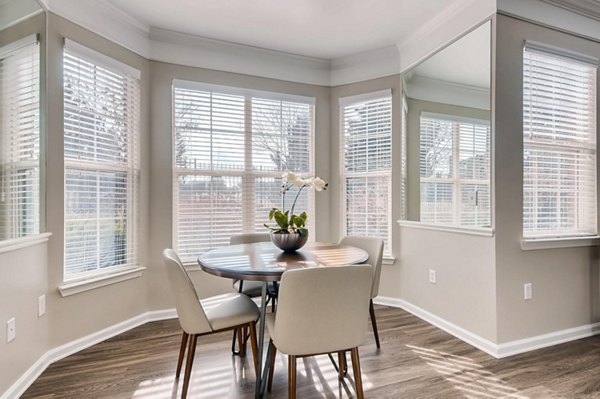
(268, 208, 278, 220)
(299, 211, 307, 222)
(298, 228, 309, 237)
(274, 210, 288, 229)
(290, 214, 304, 228)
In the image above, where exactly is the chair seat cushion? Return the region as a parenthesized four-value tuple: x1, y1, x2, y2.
(233, 280, 264, 297)
(203, 293, 260, 331)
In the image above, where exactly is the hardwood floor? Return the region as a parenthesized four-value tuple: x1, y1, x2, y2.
(22, 305, 600, 398)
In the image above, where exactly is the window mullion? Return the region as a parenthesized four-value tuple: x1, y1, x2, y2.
(243, 96, 254, 233)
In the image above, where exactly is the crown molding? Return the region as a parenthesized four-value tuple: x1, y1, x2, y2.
(330, 45, 400, 86)
(396, 0, 496, 74)
(39, 0, 496, 86)
(540, 0, 600, 22)
(44, 0, 151, 57)
(498, 0, 600, 43)
(406, 75, 490, 110)
(149, 27, 331, 86)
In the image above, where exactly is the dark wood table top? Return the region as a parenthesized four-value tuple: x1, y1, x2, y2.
(197, 241, 369, 282)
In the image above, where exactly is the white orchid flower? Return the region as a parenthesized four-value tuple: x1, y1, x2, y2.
(312, 177, 327, 191)
(293, 178, 305, 188)
(282, 171, 298, 184)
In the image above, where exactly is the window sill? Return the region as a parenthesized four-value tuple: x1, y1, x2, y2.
(58, 265, 146, 297)
(521, 236, 599, 250)
(0, 232, 52, 255)
(382, 256, 396, 265)
(397, 220, 494, 237)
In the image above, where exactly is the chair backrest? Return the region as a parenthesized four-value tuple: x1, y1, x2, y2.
(230, 232, 271, 245)
(339, 236, 384, 298)
(271, 265, 373, 356)
(162, 249, 212, 335)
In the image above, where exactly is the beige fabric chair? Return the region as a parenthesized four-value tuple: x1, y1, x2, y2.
(339, 235, 384, 348)
(163, 249, 260, 398)
(230, 233, 271, 297)
(265, 265, 373, 399)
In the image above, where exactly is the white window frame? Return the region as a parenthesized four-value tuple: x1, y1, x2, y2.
(522, 42, 598, 243)
(0, 35, 40, 242)
(172, 80, 316, 262)
(419, 112, 491, 228)
(339, 89, 393, 257)
(62, 39, 141, 283)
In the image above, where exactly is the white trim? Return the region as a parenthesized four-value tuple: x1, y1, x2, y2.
(58, 266, 146, 297)
(496, 322, 600, 358)
(172, 79, 316, 105)
(374, 296, 499, 357)
(405, 75, 491, 111)
(382, 256, 396, 265)
(421, 111, 489, 126)
(0, 232, 52, 254)
(338, 89, 393, 107)
(64, 38, 141, 79)
(0, 34, 38, 59)
(524, 40, 599, 66)
(375, 296, 600, 359)
(2, 308, 177, 399)
(398, 220, 494, 237)
(521, 235, 600, 250)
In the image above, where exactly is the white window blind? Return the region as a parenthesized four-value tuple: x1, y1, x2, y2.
(523, 45, 597, 238)
(63, 41, 140, 280)
(173, 82, 314, 262)
(419, 113, 490, 227)
(0, 35, 40, 241)
(340, 90, 392, 256)
(400, 94, 408, 220)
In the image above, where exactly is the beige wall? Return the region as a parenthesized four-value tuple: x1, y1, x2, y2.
(494, 14, 600, 343)
(0, 12, 49, 393)
(43, 11, 152, 348)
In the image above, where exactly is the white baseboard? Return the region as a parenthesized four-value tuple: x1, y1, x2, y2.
(374, 296, 600, 359)
(3, 308, 177, 399)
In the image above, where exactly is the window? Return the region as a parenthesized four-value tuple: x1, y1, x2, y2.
(0, 35, 40, 241)
(419, 113, 490, 227)
(173, 81, 314, 262)
(63, 40, 141, 280)
(340, 90, 392, 256)
(523, 44, 597, 238)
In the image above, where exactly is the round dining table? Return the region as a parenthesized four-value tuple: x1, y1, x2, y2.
(197, 241, 369, 399)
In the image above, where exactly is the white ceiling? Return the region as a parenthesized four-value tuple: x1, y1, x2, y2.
(107, 0, 462, 59)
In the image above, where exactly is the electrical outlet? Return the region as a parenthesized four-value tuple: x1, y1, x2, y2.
(429, 269, 437, 284)
(6, 318, 15, 343)
(38, 295, 46, 317)
(524, 283, 532, 300)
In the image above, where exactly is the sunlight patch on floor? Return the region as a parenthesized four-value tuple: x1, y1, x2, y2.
(407, 344, 528, 399)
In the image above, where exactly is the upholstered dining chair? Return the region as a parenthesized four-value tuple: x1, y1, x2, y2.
(230, 232, 271, 297)
(229, 233, 272, 355)
(265, 265, 373, 399)
(163, 249, 260, 398)
(339, 235, 384, 348)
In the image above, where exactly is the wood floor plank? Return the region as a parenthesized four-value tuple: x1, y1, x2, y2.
(21, 306, 600, 398)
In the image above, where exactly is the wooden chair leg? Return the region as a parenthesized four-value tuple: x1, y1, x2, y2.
(337, 351, 346, 379)
(176, 331, 189, 379)
(237, 327, 245, 357)
(288, 355, 297, 399)
(350, 347, 364, 399)
(181, 334, 198, 399)
(248, 322, 259, 374)
(267, 340, 277, 392)
(369, 299, 381, 348)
